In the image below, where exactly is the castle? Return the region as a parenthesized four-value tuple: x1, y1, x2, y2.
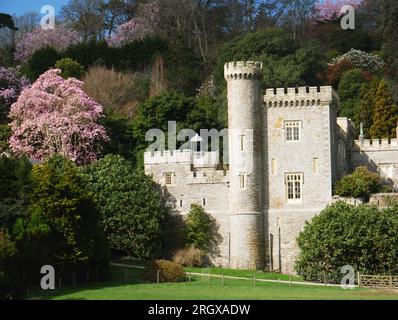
(144, 61, 398, 274)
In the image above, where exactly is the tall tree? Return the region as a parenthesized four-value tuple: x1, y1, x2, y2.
(370, 79, 398, 139)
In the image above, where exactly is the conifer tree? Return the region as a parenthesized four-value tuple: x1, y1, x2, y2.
(355, 79, 379, 138)
(370, 80, 398, 139)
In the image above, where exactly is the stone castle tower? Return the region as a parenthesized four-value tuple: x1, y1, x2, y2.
(224, 61, 266, 269)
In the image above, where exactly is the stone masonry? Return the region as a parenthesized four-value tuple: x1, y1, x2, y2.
(144, 61, 398, 274)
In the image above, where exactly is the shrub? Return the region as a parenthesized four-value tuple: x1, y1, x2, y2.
(25, 46, 61, 80)
(332, 49, 385, 73)
(173, 246, 204, 267)
(296, 202, 398, 283)
(185, 204, 221, 255)
(143, 260, 185, 283)
(83, 155, 169, 259)
(334, 166, 382, 199)
(55, 58, 84, 79)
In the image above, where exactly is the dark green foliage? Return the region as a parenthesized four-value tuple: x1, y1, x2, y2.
(334, 166, 382, 199)
(132, 91, 225, 165)
(186, 204, 220, 255)
(55, 58, 84, 79)
(83, 155, 169, 259)
(143, 259, 185, 283)
(62, 37, 168, 72)
(18, 155, 108, 272)
(0, 155, 32, 230)
(296, 202, 398, 282)
(0, 124, 10, 153)
(132, 91, 195, 153)
(216, 28, 326, 92)
(338, 69, 370, 121)
(355, 79, 380, 138)
(26, 46, 60, 80)
(100, 113, 136, 162)
(370, 79, 398, 138)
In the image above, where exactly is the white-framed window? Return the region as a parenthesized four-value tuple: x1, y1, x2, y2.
(164, 172, 173, 185)
(285, 173, 303, 203)
(240, 173, 247, 190)
(285, 121, 301, 142)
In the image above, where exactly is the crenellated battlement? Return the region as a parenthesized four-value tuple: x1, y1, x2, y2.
(353, 138, 398, 151)
(144, 149, 220, 167)
(264, 86, 338, 108)
(224, 61, 263, 80)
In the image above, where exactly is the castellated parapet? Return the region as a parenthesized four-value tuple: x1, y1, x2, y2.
(144, 149, 220, 168)
(224, 61, 263, 80)
(264, 86, 339, 108)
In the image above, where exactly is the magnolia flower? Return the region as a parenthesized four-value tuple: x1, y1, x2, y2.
(9, 69, 108, 165)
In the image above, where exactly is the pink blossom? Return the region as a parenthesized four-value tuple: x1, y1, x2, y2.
(0, 66, 30, 107)
(107, 18, 152, 47)
(15, 26, 80, 63)
(314, 0, 362, 21)
(9, 69, 108, 165)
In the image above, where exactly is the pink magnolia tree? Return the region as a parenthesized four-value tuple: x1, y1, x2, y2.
(314, 0, 362, 21)
(9, 69, 108, 165)
(107, 18, 153, 47)
(15, 26, 80, 63)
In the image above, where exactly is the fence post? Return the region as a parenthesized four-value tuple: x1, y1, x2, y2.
(253, 272, 256, 287)
(157, 269, 160, 285)
(290, 275, 292, 287)
(222, 272, 224, 286)
(357, 272, 361, 288)
(390, 276, 393, 287)
(323, 273, 327, 286)
(188, 272, 191, 284)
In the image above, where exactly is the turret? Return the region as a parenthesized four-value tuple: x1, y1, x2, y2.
(224, 61, 266, 270)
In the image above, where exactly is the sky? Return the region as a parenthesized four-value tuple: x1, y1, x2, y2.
(0, 0, 69, 17)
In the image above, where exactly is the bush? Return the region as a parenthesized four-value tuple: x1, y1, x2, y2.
(83, 155, 169, 259)
(296, 202, 398, 283)
(55, 58, 84, 79)
(173, 246, 204, 267)
(334, 166, 382, 199)
(143, 260, 185, 283)
(25, 46, 60, 80)
(185, 204, 221, 255)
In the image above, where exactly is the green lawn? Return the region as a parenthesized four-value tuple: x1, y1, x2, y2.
(30, 265, 398, 300)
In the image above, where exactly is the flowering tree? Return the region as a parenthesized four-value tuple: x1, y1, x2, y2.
(0, 66, 30, 122)
(107, 18, 152, 47)
(331, 49, 385, 73)
(15, 26, 79, 63)
(314, 0, 362, 21)
(9, 69, 108, 164)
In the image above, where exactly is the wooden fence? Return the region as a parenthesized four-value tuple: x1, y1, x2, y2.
(358, 273, 398, 288)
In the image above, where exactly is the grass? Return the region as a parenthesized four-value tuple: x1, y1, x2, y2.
(184, 267, 304, 282)
(30, 265, 398, 300)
